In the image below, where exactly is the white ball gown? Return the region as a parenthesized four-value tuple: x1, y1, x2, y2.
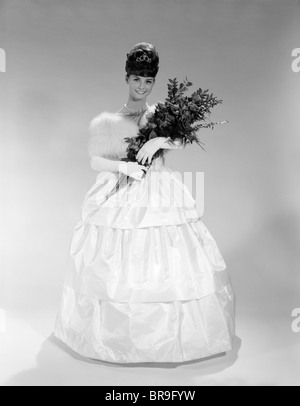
(54, 104, 236, 363)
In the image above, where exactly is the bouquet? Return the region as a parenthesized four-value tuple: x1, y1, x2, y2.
(121, 77, 228, 167)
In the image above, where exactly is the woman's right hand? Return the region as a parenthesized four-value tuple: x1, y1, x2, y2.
(118, 161, 148, 181)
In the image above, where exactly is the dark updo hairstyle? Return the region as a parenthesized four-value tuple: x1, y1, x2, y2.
(125, 42, 159, 79)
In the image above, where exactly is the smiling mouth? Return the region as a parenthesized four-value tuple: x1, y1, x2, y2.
(136, 91, 146, 94)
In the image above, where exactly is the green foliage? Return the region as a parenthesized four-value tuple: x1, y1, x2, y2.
(122, 77, 228, 166)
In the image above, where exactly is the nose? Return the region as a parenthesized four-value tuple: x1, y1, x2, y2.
(138, 83, 145, 90)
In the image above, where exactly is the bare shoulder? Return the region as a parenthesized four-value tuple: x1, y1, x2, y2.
(115, 106, 128, 114)
(148, 103, 159, 113)
(115, 104, 157, 115)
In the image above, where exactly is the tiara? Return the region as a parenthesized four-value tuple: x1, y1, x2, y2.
(136, 52, 152, 63)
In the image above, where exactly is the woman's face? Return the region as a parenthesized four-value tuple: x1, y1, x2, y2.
(127, 75, 155, 101)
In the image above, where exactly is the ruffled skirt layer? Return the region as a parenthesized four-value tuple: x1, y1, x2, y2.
(54, 160, 236, 363)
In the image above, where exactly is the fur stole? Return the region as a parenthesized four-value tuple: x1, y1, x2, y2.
(88, 112, 140, 160)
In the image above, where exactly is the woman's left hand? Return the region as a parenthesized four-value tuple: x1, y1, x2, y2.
(136, 137, 167, 165)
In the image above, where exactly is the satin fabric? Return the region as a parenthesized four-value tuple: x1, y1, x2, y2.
(54, 155, 236, 363)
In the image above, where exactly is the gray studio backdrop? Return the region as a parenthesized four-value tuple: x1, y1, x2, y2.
(1, 0, 300, 384)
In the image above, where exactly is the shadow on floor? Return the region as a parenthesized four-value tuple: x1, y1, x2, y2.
(4, 334, 241, 386)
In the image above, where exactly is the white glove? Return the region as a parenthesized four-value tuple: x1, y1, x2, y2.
(118, 161, 148, 181)
(136, 137, 169, 165)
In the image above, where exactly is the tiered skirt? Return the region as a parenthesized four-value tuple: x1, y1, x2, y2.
(54, 159, 236, 363)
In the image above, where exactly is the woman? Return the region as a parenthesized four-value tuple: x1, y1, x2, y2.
(54, 42, 236, 364)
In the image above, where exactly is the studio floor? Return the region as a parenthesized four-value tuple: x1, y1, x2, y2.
(0, 309, 299, 386)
